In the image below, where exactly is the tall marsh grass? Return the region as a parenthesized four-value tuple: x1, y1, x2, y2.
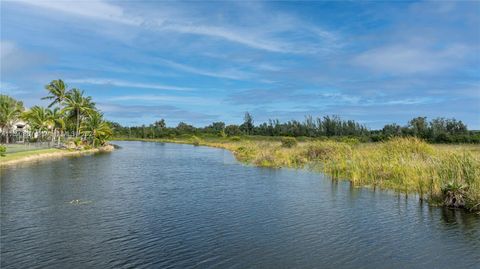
(143, 135, 480, 211)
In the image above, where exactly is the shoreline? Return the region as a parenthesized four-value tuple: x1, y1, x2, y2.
(115, 137, 480, 213)
(0, 145, 115, 167)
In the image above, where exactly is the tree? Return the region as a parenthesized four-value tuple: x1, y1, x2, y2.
(42, 79, 69, 108)
(445, 119, 467, 135)
(22, 106, 53, 141)
(62, 89, 95, 137)
(408, 117, 429, 139)
(80, 112, 112, 147)
(154, 119, 166, 129)
(205, 121, 225, 135)
(50, 107, 66, 146)
(0, 95, 24, 143)
(240, 112, 254, 135)
(224, 124, 242, 136)
(382, 123, 402, 137)
(176, 122, 196, 134)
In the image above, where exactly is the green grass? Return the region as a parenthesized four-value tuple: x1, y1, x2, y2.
(0, 148, 64, 162)
(115, 135, 480, 211)
(4, 144, 53, 153)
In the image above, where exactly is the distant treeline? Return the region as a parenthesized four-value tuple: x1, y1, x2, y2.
(111, 113, 480, 143)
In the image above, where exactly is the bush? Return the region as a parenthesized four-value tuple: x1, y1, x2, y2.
(441, 181, 468, 208)
(230, 136, 241, 142)
(337, 137, 360, 146)
(0, 145, 6, 157)
(381, 137, 433, 158)
(305, 141, 352, 161)
(73, 138, 82, 147)
(281, 137, 297, 148)
(191, 135, 201, 146)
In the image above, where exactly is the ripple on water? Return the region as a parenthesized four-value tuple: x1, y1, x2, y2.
(1, 141, 479, 269)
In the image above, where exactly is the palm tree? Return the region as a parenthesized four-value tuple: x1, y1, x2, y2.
(62, 89, 95, 137)
(50, 107, 66, 146)
(42, 79, 68, 107)
(22, 106, 53, 142)
(80, 112, 112, 147)
(0, 95, 24, 143)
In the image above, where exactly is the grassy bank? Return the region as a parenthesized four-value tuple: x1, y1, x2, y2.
(0, 145, 114, 167)
(116, 136, 480, 212)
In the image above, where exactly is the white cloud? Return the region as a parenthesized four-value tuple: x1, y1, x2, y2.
(110, 94, 215, 105)
(158, 59, 252, 80)
(162, 24, 291, 53)
(0, 41, 48, 74)
(13, 0, 339, 54)
(0, 81, 17, 90)
(68, 78, 192, 91)
(15, 0, 141, 25)
(353, 44, 471, 74)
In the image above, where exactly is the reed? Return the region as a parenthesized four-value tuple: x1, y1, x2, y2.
(128, 136, 480, 211)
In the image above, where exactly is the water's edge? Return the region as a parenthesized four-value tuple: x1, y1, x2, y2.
(2, 141, 479, 269)
(0, 144, 115, 167)
(118, 138, 480, 214)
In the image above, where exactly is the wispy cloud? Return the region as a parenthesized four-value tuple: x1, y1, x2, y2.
(0, 81, 29, 95)
(14, 0, 339, 54)
(3, 1, 479, 128)
(16, 0, 141, 25)
(353, 44, 471, 74)
(68, 78, 192, 91)
(0, 41, 48, 75)
(227, 88, 361, 105)
(110, 94, 216, 105)
(158, 59, 252, 80)
(98, 102, 218, 125)
(0, 81, 17, 91)
(161, 24, 291, 53)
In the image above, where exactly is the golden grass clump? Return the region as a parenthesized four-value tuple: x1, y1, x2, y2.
(151, 135, 480, 211)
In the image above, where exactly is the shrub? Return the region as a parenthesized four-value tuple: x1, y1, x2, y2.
(305, 141, 352, 161)
(0, 145, 6, 157)
(337, 137, 360, 146)
(441, 181, 468, 208)
(281, 137, 297, 148)
(73, 138, 82, 147)
(191, 135, 201, 146)
(230, 136, 241, 142)
(381, 137, 433, 158)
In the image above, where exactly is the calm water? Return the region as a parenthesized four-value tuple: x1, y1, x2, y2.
(1, 141, 479, 268)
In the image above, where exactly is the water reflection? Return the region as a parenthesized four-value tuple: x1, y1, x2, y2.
(1, 141, 479, 269)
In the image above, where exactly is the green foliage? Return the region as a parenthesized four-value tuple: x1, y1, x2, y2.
(224, 137, 480, 211)
(225, 125, 242, 136)
(73, 138, 82, 147)
(80, 111, 112, 147)
(1, 79, 111, 147)
(42, 79, 68, 108)
(0, 95, 25, 143)
(191, 135, 201, 146)
(111, 111, 477, 145)
(62, 88, 96, 137)
(204, 122, 225, 136)
(281, 137, 297, 148)
(336, 137, 360, 146)
(0, 145, 6, 157)
(22, 106, 53, 134)
(229, 136, 241, 142)
(240, 112, 254, 135)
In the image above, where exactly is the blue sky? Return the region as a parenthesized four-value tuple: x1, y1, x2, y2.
(1, 0, 479, 128)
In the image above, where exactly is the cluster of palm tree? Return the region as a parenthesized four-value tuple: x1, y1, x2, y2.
(0, 95, 25, 143)
(0, 79, 112, 147)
